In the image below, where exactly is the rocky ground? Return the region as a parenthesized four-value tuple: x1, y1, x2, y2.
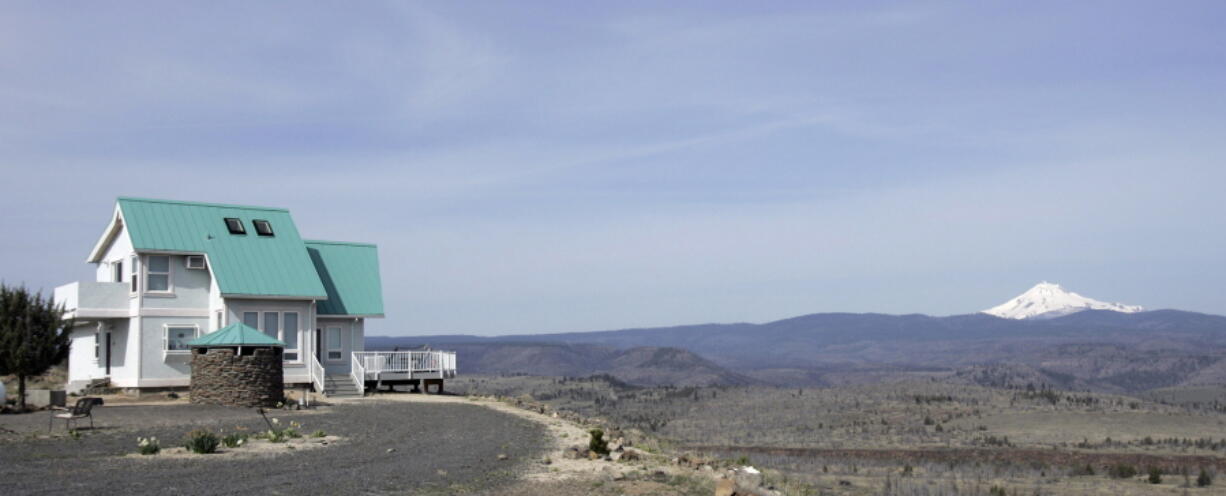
(0, 390, 755, 496)
(0, 398, 547, 495)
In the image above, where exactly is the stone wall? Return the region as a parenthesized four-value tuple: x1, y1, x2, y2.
(190, 347, 284, 407)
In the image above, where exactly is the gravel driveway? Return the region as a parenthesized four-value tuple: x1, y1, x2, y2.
(0, 398, 546, 495)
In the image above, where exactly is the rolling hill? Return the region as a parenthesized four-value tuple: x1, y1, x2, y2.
(373, 309, 1226, 391)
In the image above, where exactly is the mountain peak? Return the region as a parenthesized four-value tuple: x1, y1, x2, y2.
(982, 282, 1143, 320)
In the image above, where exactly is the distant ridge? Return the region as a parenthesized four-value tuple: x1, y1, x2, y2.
(373, 308, 1226, 392)
(982, 282, 1142, 320)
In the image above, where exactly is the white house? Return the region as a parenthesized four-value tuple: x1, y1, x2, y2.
(55, 197, 394, 395)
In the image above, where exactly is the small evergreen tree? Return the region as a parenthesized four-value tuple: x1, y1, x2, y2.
(1198, 468, 1213, 487)
(0, 284, 72, 410)
(588, 428, 609, 456)
(1147, 467, 1163, 484)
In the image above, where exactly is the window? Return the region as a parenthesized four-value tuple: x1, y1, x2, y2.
(112, 260, 123, 283)
(215, 311, 224, 331)
(145, 255, 171, 292)
(224, 217, 246, 235)
(129, 255, 138, 293)
(244, 311, 301, 362)
(252, 219, 274, 236)
(326, 327, 342, 361)
(283, 312, 299, 361)
(164, 325, 197, 352)
(186, 255, 206, 270)
(263, 313, 279, 339)
(94, 328, 100, 359)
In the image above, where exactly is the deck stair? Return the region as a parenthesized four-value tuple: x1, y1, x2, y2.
(323, 374, 362, 398)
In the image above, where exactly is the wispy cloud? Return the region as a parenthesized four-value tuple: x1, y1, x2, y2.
(2, 1, 1224, 333)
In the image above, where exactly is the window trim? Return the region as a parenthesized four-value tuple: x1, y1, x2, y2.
(186, 255, 206, 270)
(325, 326, 343, 362)
(129, 255, 138, 293)
(252, 219, 274, 237)
(163, 324, 198, 354)
(243, 312, 259, 329)
(247, 310, 302, 364)
(224, 217, 246, 235)
(282, 312, 300, 363)
(144, 254, 173, 294)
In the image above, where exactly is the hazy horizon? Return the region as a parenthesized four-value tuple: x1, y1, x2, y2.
(3, 2, 1225, 335)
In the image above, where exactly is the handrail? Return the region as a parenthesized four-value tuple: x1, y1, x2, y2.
(350, 353, 366, 396)
(307, 352, 326, 396)
(352, 351, 457, 378)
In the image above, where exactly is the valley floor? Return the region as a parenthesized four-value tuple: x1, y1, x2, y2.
(451, 376, 1226, 495)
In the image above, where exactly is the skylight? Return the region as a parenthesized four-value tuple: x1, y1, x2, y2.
(253, 219, 274, 236)
(224, 217, 246, 235)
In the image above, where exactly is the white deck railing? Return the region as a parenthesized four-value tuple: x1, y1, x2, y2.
(308, 352, 326, 395)
(350, 354, 366, 396)
(351, 351, 457, 380)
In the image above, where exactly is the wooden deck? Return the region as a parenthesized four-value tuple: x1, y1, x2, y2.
(350, 351, 457, 395)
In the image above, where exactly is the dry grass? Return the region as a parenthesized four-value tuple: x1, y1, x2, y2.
(451, 375, 1226, 495)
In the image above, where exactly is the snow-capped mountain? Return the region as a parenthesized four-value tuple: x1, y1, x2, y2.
(982, 282, 1143, 320)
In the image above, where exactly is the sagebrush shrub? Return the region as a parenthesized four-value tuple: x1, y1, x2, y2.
(183, 429, 220, 454)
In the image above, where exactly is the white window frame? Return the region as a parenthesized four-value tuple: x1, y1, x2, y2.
(144, 254, 173, 294)
(163, 324, 198, 355)
(282, 312, 300, 363)
(186, 255, 206, 270)
(248, 310, 301, 364)
(325, 326, 343, 362)
(129, 255, 138, 294)
(112, 260, 123, 283)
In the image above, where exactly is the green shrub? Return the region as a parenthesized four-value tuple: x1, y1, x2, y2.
(221, 433, 247, 448)
(1108, 464, 1138, 479)
(589, 428, 609, 456)
(310, 430, 326, 438)
(137, 436, 160, 455)
(183, 429, 220, 454)
(1198, 468, 1213, 487)
(1147, 467, 1162, 484)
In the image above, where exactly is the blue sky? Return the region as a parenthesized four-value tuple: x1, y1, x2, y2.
(2, 1, 1224, 335)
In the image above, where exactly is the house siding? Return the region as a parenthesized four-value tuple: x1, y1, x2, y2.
(137, 316, 208, 386)
(66, 326, 98, 389)
(141, 254, 211, 310)
(317, 317, 363, 375)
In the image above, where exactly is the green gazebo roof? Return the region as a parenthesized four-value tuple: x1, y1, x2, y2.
(187, 322, 285, 347)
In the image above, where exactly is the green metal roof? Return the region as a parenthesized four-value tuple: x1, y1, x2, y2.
(306, 240, 385, 316)
(187, 322, 285, 347)
(116, 197, 328, 299)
